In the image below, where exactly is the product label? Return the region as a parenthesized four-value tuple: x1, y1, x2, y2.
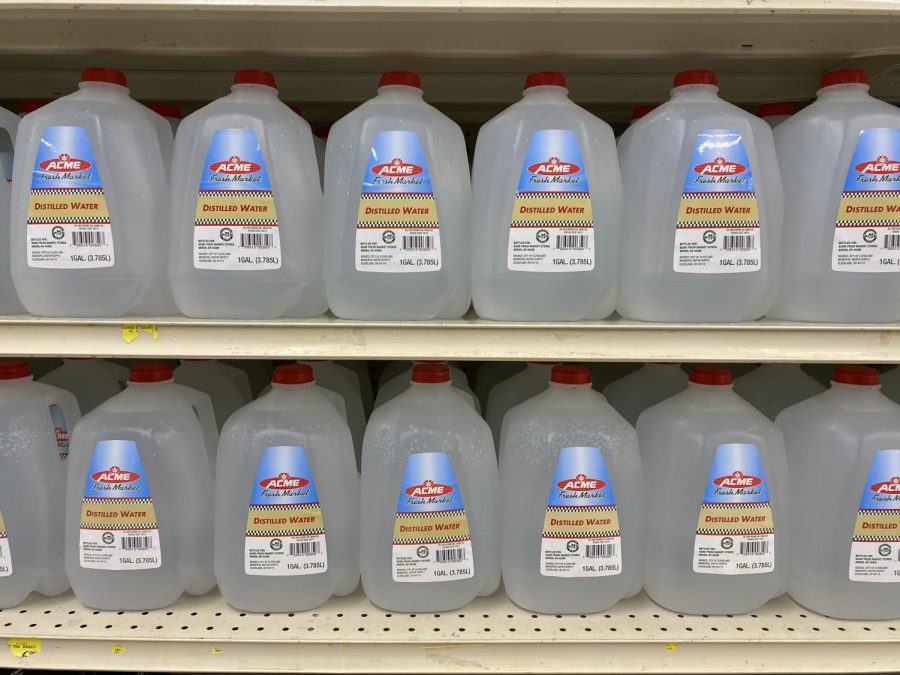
(507, 130, 594, 272)
(850, 449, 900, 582)
(392, 452, 473, 582)
(831, 128, 900, 272)
(49, 404, 69, 460)
(674, 130, 760, 273)
(540, 446, 621, 577)
(693, 443, 774, 575)
(79, 440, 161, 570)
(244, 446, 327, 576)
(0, 512, 12, 577)
(27, 126, 114, 269)
(356, 131, 441, 273)
(194, 129, 281, 270)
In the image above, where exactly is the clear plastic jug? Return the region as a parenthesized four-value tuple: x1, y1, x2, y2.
(39, 358, 128, 414)
(757, 102, 795, 129)
(168, 69, 326, 319)
(638, 366, 790, 614)
(64, 363, 214, 610)
(375, 361, 476, 410)
(359, 363, 499, 611)
(733, 363, 825, 421)
(602, 363, 688, 427)
(324, 71, 471, 319)
(499, 365, 642, 613)
(174, 359, 251, 429)
(0, 106, 23, 314)
(215, 364, 359, 611)
(485, 361, 558, 447)
(298, 360, 367, 468)
(471, 71, 623, 321)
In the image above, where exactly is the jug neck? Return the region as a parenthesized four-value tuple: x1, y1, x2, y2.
(375, 84, 424, 102)
(829, 381, 882, 396)
(0, 375, 33, 387)
(77, 81, 131, 98)
(816, 82, 871, 101)
(228, 83, 280, 101)
(547, 381, 594, 397)
(687, 381, 734, 394)
(522, 85, 570, 104)
(271, 382, 316, 394)
(127, 378, 174, 390)
(670, 83, 720, 101)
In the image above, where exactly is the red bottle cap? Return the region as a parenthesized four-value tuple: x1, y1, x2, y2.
(673, 69, 718, 88)
(20, 99, 49, 114)
(147, 103, 181, 118)
(272, 364, 314, 385)
(819, 69, 867, 89)
(129, 363, 173, 383)
(832, 365, 879, 386)
(411, 363, 450, 383)
(524, 71, 567, 89)
(81, 68, 127, 87)
(550, 364, 592, 385)
(689, 365, 732, 385)
(631, 104, 657, 121)
(378, 71, 421, 89)
(0, 360, 30, 380)
(234, 69, 277, 89)
(757, 102, 796, 118)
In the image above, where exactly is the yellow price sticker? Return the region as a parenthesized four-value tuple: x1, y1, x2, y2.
(112, 643, 126, 654)
(121, 324, 160, 344)
(7, 638, 41, 658)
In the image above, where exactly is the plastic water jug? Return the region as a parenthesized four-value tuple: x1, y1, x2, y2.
(0, 106, 23, 315)
(499, 365, 642, 613)
(733, 363, 825, 420)
(359, 363, 499, 611)
(470, 71, 623, 321)
(757, 102, 795, 129)
(375, 361, 476, 410)
(298, 360, 366, 467)
(602, 363, 688, 426)
(768, 69, 900, 322)
(777, 366, 900, 619)
(0, 360, 80, 607)
(64, 363, 214, 610)
(215, 364, 359, 611)
(174, 359, 251, 429)
(147, 103, 181, 134)
(11, 67, 176, 317)
(617, 70, 783, 322)
(168, 69, 326, 319)
(638, 366, 790, 614)
(474, 361, 525, 414)
(39, 358, 128, 414)
(877, 365, 900, 404)
(485, 361, 558, 447)
(340, 360, 375, 416)
(324, 71, 471, 319)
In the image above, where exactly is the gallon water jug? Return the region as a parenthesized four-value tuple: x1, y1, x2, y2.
(359, 363, 499, 611)
(65, 363, 214, 610)
(0, 106, 23, 315)
(768, 69, 900, 322)
(215, 365, 359, 611)
(40, 358, 128, 414)
(878, 365, 900, 404)
(378, 360, 413, 388)
(324, 71, 471, 319)
(11, 67, 175, 317)
(733, 363, 825, 420)
(375, 361, 476, 410)
(340, 360, 374, 416)
(147, 103, 181, 134)
(777, 366, 900, 619)
(470, 71, 623, 321)
(174, 359, 251, 429)
(618, 70, 783, 322)
(168, 69, 326, 319)
(757, 102, 795, 129)
(298, 360, 366, 467)
(474, 361, 525, 414)
(602, 363, 688, 426)
(0, 360, 80, 607)
(638, 366, 789, 614)
(499, 365, 641, 613)
(485, 361, 558, 447)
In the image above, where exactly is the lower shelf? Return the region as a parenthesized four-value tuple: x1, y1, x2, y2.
(0, 589, 896, 673)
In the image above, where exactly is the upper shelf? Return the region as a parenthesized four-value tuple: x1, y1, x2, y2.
(0, 315, 898, 362)
(0, 0, 898, 123)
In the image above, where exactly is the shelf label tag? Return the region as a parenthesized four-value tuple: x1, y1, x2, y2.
(7, 638, 41, 658)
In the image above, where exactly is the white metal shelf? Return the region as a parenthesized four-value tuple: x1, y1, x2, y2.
(0, 589, 896, 673)
(0, 315, 897, 362)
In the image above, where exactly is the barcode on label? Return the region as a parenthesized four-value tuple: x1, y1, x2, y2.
(722, 235, 755, 251)
(555, 234, 588, 251)
(435, 547, 466, 563)
(739, 540, 769, 556)
(402, 235, 434, 251)
(240, 233, 273, 248)
(884, 234, 900, 250)
(120, 536, 153, 551)
(289, 541, 321, 556)
(72, 231, 106, 247)
(585, 543, 616, 559)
